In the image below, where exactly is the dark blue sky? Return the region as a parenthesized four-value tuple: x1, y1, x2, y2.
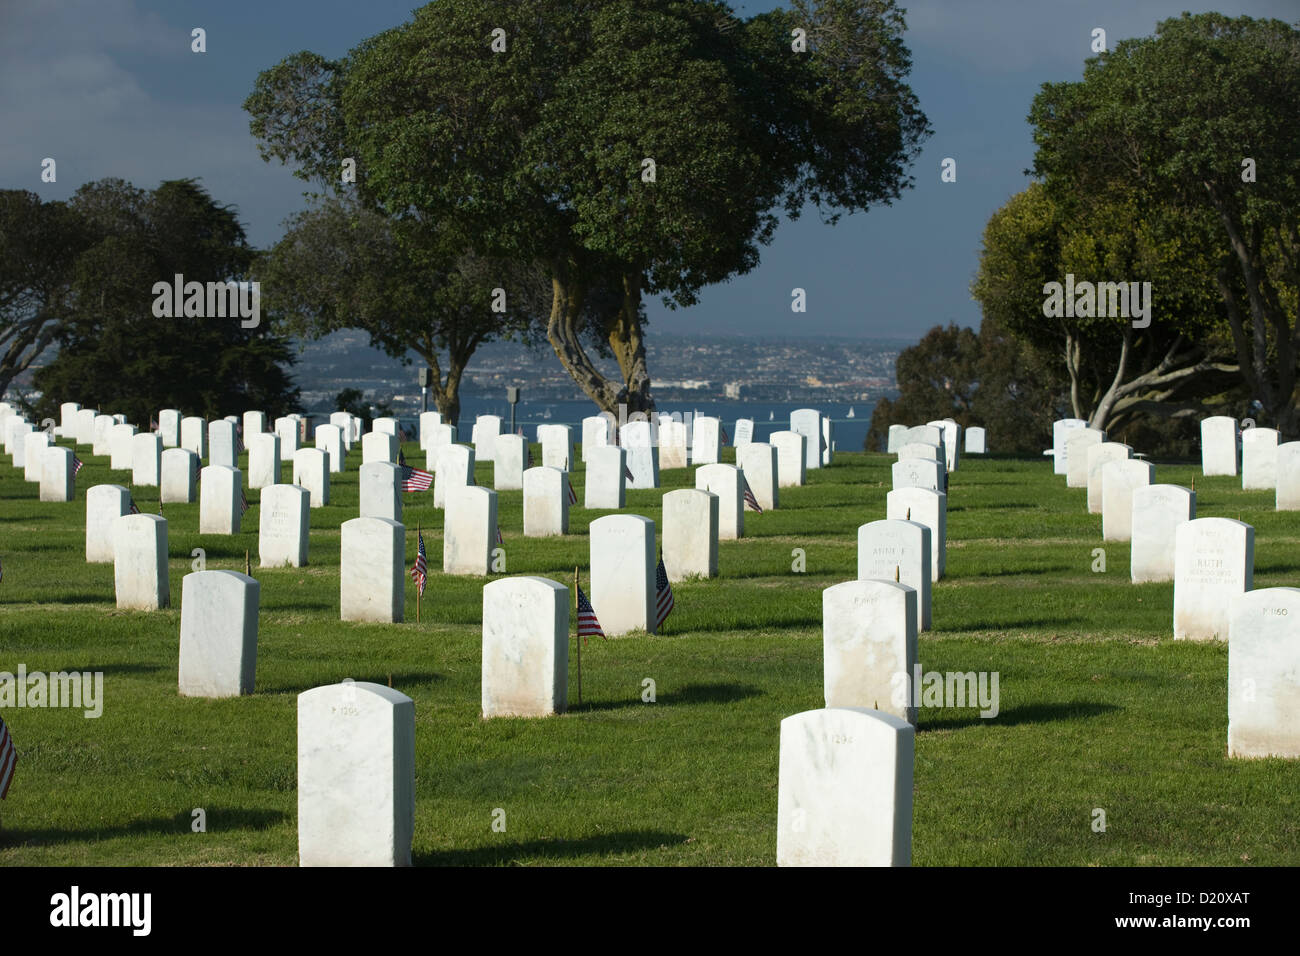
(2, 0, 1295, 341)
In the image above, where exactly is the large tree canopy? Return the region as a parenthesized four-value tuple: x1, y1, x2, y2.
(245, 0, 929, 414)
(1029, 12, 1300, 431)
(972, 182, 1236, 433)
(0, 190, 87, 398)
(33, 179, 301, 424)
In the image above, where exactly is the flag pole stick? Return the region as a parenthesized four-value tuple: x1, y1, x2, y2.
(574, 565, 582, 708)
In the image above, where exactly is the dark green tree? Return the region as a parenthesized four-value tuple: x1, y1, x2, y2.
(0, 190, 88, 398)
(33, 179, 301, 424)
(1029, 12, 1300, 431)
(245, 0, 929, 415)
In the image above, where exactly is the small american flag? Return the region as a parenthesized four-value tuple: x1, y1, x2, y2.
(235, 425, 244, 455)
(128, 497, 141, 515)
(526, 444, 533, 468)
(241, 489, 250, 514)
(495, 525, 504, 546)
(576, 585, 605, 644)
(194, 458, 201, 484)
(721, 425, 730, 446)
(0, 715, 15, 800)
(654, 556, 674, 630)
(400, 463, 434, 493)
(397, 423, 409, 443)
(149, 417, 158, 432)
(73, 455, 84, 476)
(410, 530, 427, 595)
(742, 476, 763, 514)
(623, 464, 634, 483)
(567, 479, 578, 505)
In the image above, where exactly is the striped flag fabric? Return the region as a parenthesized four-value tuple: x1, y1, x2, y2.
(241, 489, 250, 514)
(623, 464, 634, 483)
(0, 715, 15, 800)
(397, 449, 434, 492)
(410, 531, 428, 596)
(576, 585, 606, 644)
(526, 444, 533, 468)
(742, 476, 763, 513)
(567, 479, 578, 505)
(72, 455, 84, 476)
(128, 497, 141, 515)
(495, 525, 504, 546)
(654, 556, 675, 630)
(721, 425, 730, 446)
(235, 425, 244, 455)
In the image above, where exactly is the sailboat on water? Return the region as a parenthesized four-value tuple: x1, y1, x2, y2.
(769, 411, 774, 421)
(847, 406, 855, 418)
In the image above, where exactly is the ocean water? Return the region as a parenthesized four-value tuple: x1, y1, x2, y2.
(440, 398, 877, 453)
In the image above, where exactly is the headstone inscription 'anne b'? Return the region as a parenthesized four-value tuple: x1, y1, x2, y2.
(858, 519, 932, 631)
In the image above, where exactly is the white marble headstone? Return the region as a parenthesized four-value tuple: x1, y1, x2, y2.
(696, 463, 743, 540)
(1174, 517, 1253, 641)
(1086, 442, 1131, 513)
(691, 416, 722, 466)
(1064, 428, 1105, 488)
(770, 431, 807, 488)
(523, 466, 569, 537)
(132, 432, 163, 487)
(260, 484, 310, 567)
(315, 423, 345, 474)
(40, 445, 75, 502)
(620, 420, 659, 489)
(1101, 459, 1154, 542)
(589, 514, 655, 636)
(1242, 427, 1278, 490)
(736, 442, 778, 511)
(537, 424, 573, 471)
(886, 488, 946, 582)
(86, 484, 130, 563)
(179, 570, 259, 698)
(444, 486, 497, 576)
(790, 409, 823, 471)
(1053, 418, 1087, 474)
(180, 416, 207, 459)
(359, 461, 403, 523)
(858, 519, 932, 631)
(199, 465, 243, 534)
(297, 681, 414, 867)
(1130, 484, 1195, 584)
(1200, 416, 1237, 477)
(474, 414, 502, 464)
(776, 707, 913, 867)
(585, 446, 626, 510)
(340, 517, 404, 622)
(248, 433, 281, 490)
(292, 448, 330, 507)
(433, 443, 474, 509)
(493, 434, 526, 491)
(481, 577, 569, 718)
(113, 513, 170, 610)
(662, 488, 718, 581)
(109, 423, 137, 471)
(823, 580, 917, 724)
(1228, 587, 1300, 758)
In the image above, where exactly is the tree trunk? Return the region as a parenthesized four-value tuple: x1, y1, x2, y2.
(546, 265, 623, 415)
(607, 272, 654, 415)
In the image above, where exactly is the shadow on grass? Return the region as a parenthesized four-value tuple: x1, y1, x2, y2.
(0, 807, 286, 848)
(414, 829, 689, 866)
(920, 700, 1119, 732)
(262, 671, 446, 695)
(934, 615, 1086, 631)
(576, 682, 762, 712)
(966, 564, 1076, 578)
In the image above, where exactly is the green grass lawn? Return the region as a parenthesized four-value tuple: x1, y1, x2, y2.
(1, 440, 1298, 866)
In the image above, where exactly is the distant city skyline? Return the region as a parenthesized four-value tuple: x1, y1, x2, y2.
(2, 0, 1295, 344)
